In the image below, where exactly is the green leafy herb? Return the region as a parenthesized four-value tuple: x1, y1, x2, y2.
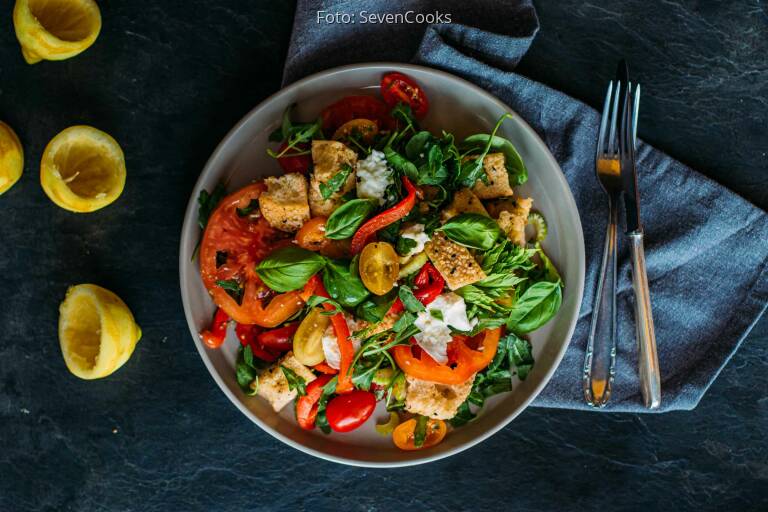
(236, 198, 259, 217)
(386, 372, 406, 411)
(315, 376, 338, 434)
(378, 220, 402, 244)
(456, 113, 513, 187)
(449, 401, 476, 427)
(236, 346, 267, 396)
(535, 242, 561, 284)
(319, 163, 353, 200)
(398, 285, 425, 313)
(383, 146, 418, 181)
(395, 237, 418, 257)
(506, 281, 563, 334)
(215, 279, 244, 304)
(392, 311, 416, 333)
(280, 365, 307, 396)
(324, 199, 376, 240)
(306, 295, 344, 316)
(352, 356, 385, 391)
(439, 213, 502, 250)
(197, 183, 227, 230)
(413, 415, 429, 448)
(430, 309, 444, 321)
(405, 131, 432, 160)
(356, 290, 397, 323)
(462, 130, 528, 186)
(322, 259, 370, 307)
(255, 247, 326, 292)
(390, 103, 418, 131)
(507, 333, 535, 380)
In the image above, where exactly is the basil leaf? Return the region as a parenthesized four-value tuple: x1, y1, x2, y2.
(457, 113, 514, 188)
(405, 131, 432, 160)
(319, 163, 353, 200)
(506, 281, 563, 333)
(306, 295, 344, 315)
(395, 237, 418, 257)
(378, 220, 402, 244)
(506, 333, 535, 380)
(215, 279, 244, 304)
(383, 146, 418, 181)
(280, 365, 307, 396)
(256, 247, 326, 292)
(439, 213, 502, 250)
(356, 291, 397, 323)
(462, 133, 527, 186)
(398, 285, 425, 313)
(416, 144, 449, 185)
(322, 259, 370, 307)
(430, 309, 444, 321)
(476, 273, 527, 291)
(197, 182, 227, 230)
(236, 346, 266, 396)
(413, 415, 428, 448)
(325, 199, 375, 240)
(392, 311, 416, 333)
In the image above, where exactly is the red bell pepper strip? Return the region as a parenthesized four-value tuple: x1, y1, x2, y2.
(313, 362, 339, 375)
(296, 374, 333, 430)
(201, 308, 230, 349)
(388, 262, 445, 315)
(350, 176, 417, 254)
(314, 282, 355, 393)
(256, 322, 298, 351)
(235, 322, 278, 362)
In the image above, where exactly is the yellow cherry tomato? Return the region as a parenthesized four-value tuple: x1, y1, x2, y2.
(359, 242, 399, 296)
(293, 307, 330, 366)
(393, 418, 447, 451)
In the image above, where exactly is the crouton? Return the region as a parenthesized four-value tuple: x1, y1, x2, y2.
(259, 173, 310, 232)
(471, 153, 515, 199)
(404, 374, 476, 420)
(309, 140, 357, 216)
(484, 197, 517, 219)
(255, 351, 316, 412)
(424, 232, 486, 290)
(495, 197, 533, 247)
(441, 188, 489, 222)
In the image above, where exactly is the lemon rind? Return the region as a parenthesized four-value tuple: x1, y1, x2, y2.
(0, 121, 24, 195)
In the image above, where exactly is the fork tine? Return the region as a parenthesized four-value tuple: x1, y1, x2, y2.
(596, 81, 613, 162)
(633, 84, 640, 149)
(608, 81, 621, 156)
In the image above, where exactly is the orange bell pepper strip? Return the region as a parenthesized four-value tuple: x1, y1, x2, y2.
(313, 280, 355, 393)
(392, 328, 501, 385)
(350, 176, 417, 254)
(227, 272, 320, 328)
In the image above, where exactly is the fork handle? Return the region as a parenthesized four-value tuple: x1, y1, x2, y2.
(628, 232, 661, 409)
(583, 194, 619, 407)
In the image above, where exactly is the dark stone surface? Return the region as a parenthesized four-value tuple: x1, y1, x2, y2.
(0, 1, 765, 511)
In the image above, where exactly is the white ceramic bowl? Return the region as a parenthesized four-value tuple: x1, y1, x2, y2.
(179, 63, 585, 467)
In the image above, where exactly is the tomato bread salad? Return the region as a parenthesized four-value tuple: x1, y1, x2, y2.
(196, 71, 563, 451)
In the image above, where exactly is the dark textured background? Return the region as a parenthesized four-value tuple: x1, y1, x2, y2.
(0, 1, 766, 511)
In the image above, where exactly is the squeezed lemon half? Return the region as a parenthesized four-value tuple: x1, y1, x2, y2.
(0, 121, 24, 196)
(40, 125, 126, 212)
(59, 284, 142, 380)
(13, 0, 101, 64)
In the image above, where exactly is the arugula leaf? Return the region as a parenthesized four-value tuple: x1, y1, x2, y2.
(280, 365, 307, 396)
(356, 290, 397, 323)
(315, 376, 338, 434)
(413, 415, 428, 448)
(398, 285, 425, 313)
(462, 132, 528, 186)
(415, 144, 449, 185)
(456, 113, 514, 188)
(395, 237, 418, 257)
(256, 247, 326, 292)
(392, 311, 416, 333)
(197, 183, 227, 230)
(306, 295, 344, 315)
(439, 213, 502, 250)
(325, 199, 375, 240)
(383, 146, 418, 181)
(236, 198, 259, 217)
(215, 279, 244, 304)
(506, 281, 563, 334)
(322, 259, 370, 307)
(405, 131, 432, 160)
(319, 163, 353, 200)
(352, 356, 385, 391)
(390, 103, 417, 130)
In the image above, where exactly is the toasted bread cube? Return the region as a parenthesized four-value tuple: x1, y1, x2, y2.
(495, 197, 533, 247)
(404, 374, 475, 420)
(255, 351, 316, 412)
(484, 198, 517, 218)
(260, 173, 310, 232)
(441, 188, 490, 222)
(424, 232, 486, 290)
(471, 153, 515, 199)
(309, 140, 357, 216)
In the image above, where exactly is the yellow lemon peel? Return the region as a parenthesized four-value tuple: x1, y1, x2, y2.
(0, 121, 24, 195)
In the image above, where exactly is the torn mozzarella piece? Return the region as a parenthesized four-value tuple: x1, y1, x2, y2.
(355, 150, 393, 205)
(400, 223, 430, 257)
(413, 293, 476, 364)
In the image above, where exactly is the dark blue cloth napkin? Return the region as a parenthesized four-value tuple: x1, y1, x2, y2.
(282, 0, 768, 412)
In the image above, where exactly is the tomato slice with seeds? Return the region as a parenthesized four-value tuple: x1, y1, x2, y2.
(380, 72, 429, 118)
(321, 95, 391, 132)
(276, 142, 311, 174)
(199, 183, 301, 326)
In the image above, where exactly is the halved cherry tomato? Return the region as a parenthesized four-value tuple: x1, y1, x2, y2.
(326, 390, 377, 432)
(200, 308, 229, 349)
(235, 322, 278, 362)
(296, 217, 350, 259)
(350, 176, 417, 254)
(256, 322, 298, 351)
(332, 118, 379, 143)
(296, 374, 333, 430)
(380, 72, 429, 118)
(321, 96, 390, 132)
(359, 242, 399, 295)
(293, 307, 331, 366)
(393, 418, 447, 451)
(392, 328, 502, 385)
(276, 142, 311, 174)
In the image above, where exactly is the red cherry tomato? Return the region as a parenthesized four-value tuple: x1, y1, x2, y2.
(235, 322, 278, 362)
(321, 95, 390, 132)
(380, 72, 429, 118)
(256, 322, 298, 351)
(325, 390, 376, 433)
(296, 375, 333, 430)
(276, 142, 311, 174)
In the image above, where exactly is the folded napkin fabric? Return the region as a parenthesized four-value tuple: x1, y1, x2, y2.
(283, 0, 768, 412)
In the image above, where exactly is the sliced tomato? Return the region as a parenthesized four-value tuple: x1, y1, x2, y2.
(392, 328, 502, 385)
(393, 418, 447, 451)
(326, 390, 377, 432)
(321, 95, 390, 132)
(200, 183, 309, 326)
(296, 374, 333, 430)
(296, 217, 350, 259)
(276, 142, 311, 174)
(256, 322, 298, 351)
(380, 72, 429, 118)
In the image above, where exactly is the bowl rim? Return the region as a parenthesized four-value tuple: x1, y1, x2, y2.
(179, 62, 585, 468)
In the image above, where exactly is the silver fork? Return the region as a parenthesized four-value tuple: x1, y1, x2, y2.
(583, 80, 623, 407)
